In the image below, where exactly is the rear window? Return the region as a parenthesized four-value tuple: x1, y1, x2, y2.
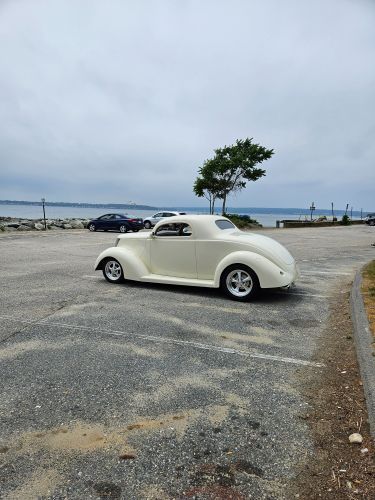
(215, 220, 235, 230)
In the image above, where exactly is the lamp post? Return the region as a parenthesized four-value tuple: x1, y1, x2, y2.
(309, 202, 315, 221)
(41, 198, 46, 230)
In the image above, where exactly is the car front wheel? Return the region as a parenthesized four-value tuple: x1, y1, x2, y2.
(88, 223, 96, 232)
(221, 265, 260, 301)
(103, 259, 124, 283)
(119, 225, 128, 233)
(144, 221, 151, 229)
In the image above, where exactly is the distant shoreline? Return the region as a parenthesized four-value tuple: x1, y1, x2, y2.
(0, 199, 372, 216)
(0, 199, 157, 210)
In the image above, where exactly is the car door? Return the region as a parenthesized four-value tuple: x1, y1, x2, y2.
(97, 214, 112, 230)
(151, 212, 163, 225)
(106, 214, 120, 230)
(150, 222, 197, 278)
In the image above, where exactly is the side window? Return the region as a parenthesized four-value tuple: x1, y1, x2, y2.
(162, 212, 172, 217)
(154, 213, 162, 218)
(155, 223, 178, 237)
(154, 223, 192, 237)
(99, 215, 111, 220)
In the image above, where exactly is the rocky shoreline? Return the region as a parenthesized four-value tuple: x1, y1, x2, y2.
(0, 216, 89, 232)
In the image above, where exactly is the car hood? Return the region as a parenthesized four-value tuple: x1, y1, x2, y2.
(220, 231, 295, 266)
(118, 232, 149, 241)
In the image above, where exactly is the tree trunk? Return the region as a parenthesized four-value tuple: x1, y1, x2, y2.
(222, 194, 227, 215)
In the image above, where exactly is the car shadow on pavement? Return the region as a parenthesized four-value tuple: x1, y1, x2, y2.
(109, 279, 299, 304)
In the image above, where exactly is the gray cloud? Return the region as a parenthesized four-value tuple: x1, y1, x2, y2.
(0, 0, 374, 210)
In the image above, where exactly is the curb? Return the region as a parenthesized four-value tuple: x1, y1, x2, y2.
(350, 269, 375, 439)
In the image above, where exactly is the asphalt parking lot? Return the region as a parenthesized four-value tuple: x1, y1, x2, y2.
(0, 225, 374, 499)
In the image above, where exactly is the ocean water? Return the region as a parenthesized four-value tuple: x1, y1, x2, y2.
(0, 204, 366, 228)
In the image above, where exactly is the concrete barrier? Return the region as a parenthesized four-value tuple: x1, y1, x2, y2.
(277, 220, 365, 228)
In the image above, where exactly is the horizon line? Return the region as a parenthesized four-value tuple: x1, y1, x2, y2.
(0, 199, 372, 213)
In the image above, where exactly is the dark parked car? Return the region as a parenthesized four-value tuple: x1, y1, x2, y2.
(364, 213, 375, 226)
(88, 214, 143, 233)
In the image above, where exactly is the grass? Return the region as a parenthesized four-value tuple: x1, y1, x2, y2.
(362, 260, 375, 337)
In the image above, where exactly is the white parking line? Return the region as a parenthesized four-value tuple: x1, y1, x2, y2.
(0, 315, 324, 368)
(300, 270, 352, 276)
(275, 291, 330, 298)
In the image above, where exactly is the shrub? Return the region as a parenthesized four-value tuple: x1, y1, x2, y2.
(224, 213, 262, 229)
(341, 214, 351, 225)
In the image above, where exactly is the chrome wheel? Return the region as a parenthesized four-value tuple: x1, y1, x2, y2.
(104, 259, 123, 282)
(226, 269, 253, 298)
(89, 224, 96, 232)
(119, 225, 128, 233)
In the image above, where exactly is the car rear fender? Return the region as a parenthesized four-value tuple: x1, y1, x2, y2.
(214, 251, 291, 289)
(95, 247, 149, 280)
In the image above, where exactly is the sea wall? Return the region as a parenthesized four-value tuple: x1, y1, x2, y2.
(279, 220, 365, 228)
(0, 217, 89, 232)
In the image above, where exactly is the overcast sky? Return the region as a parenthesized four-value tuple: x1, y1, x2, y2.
(0, 0, 374, 210)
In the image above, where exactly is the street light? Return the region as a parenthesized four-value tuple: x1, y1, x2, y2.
(41, 198, 46, 230)
(309, 201, 315, 221)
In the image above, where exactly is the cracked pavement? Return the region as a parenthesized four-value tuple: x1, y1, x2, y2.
(0, 225, 374, 499)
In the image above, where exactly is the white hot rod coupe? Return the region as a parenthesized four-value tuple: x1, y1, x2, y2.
(94, 215, 298, 301)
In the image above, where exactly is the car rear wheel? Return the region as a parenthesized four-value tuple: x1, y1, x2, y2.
(119, 225, 128, 233)
(88, 223, 96, 232)
(103, 259, 124, 283)
(221, 265, 260, 301)
(144, 221, 151, 229)
(369, 220, 375, 226)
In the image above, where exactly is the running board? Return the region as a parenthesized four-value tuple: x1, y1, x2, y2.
(140, 274, 216, 288)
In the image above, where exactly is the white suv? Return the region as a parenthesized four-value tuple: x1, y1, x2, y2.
(143, 211, 186, 229)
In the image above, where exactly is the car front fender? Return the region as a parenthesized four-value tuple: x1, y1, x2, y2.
(213, 251, 297, 289)
(94, 247, 149, 280)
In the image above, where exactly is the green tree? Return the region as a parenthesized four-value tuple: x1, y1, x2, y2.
(193, 159, 226, 214)
(193, 175, 216, 214)
(194, 138, 274, 214)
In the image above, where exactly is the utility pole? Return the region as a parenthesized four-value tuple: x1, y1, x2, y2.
(41, 198, 46, 230)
